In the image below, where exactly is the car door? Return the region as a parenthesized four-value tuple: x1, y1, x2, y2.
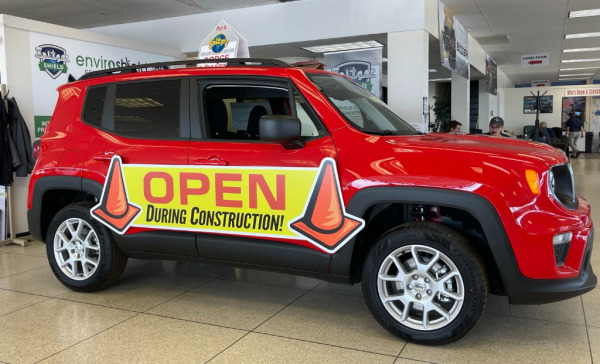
(82, 77, 197, 256)
(186, 76, 339, 272)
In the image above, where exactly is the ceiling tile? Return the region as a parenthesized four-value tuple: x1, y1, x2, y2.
(83, 0, 172, 11)
(565, 17, 600, 34)
(19, 3, 109, 21)
(54, 12, 145, 29)
(0, 0, 75, 12)
(115, 3, 209, 19)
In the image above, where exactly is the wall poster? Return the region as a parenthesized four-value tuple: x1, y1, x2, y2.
(523, 95, 553, 114)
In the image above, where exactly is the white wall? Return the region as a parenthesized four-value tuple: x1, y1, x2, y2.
(501, 85, 600, 136)
(501, 87, 564, 136)
(0, 14, 183, 234)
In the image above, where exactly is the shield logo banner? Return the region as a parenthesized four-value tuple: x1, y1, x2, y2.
(34, 44, 69, 79)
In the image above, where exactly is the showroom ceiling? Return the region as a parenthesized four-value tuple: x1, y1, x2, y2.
(1, 0, 599, 85)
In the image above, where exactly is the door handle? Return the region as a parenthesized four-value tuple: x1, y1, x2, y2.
(93, 150, 115, 161)
(194, 155, 229, 166)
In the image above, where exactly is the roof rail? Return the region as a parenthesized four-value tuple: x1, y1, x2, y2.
(77, 58, 292, 81)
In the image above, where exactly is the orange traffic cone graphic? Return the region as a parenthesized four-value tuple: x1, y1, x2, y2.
(290, 158, 364, 253)
(91, 156, 141, 234)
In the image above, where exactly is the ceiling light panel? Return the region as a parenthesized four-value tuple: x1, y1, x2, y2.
(569, 8, 600, 18)
(563, 47, 600, 52)
(565, 32, 600, 39)
(303, 41, 383, 53)
(558, 73, 594, 77)
(561, 58, 600, 63)
(560, 66, 600, 71)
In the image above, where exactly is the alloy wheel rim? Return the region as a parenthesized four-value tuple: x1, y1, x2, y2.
(377, 244, 465, 331)
(53, 218, 101, 280)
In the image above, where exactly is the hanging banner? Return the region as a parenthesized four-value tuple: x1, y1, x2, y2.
(485, 54, 497, 95)
(29, 32, 176, 138)
(438, 1, 469, 79)
(324, 47, 382, 98)
(198, 20, 249, 60)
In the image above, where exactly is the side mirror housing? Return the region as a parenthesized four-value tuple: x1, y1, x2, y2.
(259, 115, 304, 149)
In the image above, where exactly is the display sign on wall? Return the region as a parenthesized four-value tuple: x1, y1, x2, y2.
(198, 20, 249, 60)
(438, 0, 469, 79)
(29, 32, 176, 137)
(523, 95, 553, 114)
(485, 54, 497, 95)
(565, 87, 600, 97)
(324, 47, 382, 98)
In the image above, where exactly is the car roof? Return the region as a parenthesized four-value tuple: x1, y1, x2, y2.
(77, 58, 293, 82)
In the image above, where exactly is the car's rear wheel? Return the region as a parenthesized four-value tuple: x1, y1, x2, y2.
(362, 222, 487, 345)
(46, 203, 127, 292)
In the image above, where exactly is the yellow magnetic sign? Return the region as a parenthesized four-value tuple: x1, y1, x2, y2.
(122, 164, 317, 238)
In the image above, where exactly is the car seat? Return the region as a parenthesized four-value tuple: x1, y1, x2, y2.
(207, 99, 236, 139)
(246, 105, 268, 140)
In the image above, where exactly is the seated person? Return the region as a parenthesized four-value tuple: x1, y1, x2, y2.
(486, 116, 511, 137)
(448, 120, 462, 133)
(532, 121, 555, 144)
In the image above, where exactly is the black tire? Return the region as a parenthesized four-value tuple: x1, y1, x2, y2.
(362, 222, 487, 345)
(46, 202, 128, 292)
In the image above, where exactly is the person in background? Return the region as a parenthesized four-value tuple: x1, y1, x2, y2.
(448, 120, 462, 133)
(533, 121, 555, 144)
(487, 116, 511, 137)
(565, 112, 583, 158)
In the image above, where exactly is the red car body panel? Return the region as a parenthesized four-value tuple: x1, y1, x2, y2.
(28, 64, 594, 290)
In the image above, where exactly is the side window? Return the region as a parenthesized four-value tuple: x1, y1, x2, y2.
(293, 88, 326, 138)
(113, 79, 182, 139)
(202, 82, 326, 141)
(82, 86, 107, 127)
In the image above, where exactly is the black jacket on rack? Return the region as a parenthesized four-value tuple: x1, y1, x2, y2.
(7, 98, 34, 177)
(0, 100, 13, 186)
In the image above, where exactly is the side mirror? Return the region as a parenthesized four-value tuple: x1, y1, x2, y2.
(259, 115, 304, 149)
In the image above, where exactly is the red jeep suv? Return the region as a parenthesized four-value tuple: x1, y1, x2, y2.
(28, 59, 595, 345)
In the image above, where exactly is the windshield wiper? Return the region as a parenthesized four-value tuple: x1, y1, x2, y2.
(359, 129, 396, 135)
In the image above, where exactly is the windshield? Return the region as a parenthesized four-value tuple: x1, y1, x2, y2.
(308, 73, 417, 136)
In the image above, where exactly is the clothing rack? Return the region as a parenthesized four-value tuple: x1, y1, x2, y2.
(0, 84, 27, 247)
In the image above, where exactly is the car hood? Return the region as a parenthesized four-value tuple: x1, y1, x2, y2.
(382, 132, 567, 168)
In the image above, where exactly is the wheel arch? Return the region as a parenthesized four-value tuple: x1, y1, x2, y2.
(28, 176, 103, 242)
(331, 187, 516, 295)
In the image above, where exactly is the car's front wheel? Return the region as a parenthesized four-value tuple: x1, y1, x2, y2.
(46, 203, 128, 292)
(362, 222, 487, 345)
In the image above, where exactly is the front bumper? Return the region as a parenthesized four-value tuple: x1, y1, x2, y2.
(505, 230, 596, 304)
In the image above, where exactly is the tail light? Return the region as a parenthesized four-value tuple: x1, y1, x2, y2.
(33, 139, 41, 161)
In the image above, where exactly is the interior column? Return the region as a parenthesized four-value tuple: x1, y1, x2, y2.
(451, 72, 470, 128)
(387, 30, 429, 132)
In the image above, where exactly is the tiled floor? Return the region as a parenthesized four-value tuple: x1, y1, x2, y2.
(1, 157, 599, 364)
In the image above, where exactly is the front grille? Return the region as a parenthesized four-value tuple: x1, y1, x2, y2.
(548, 164, 577, 210)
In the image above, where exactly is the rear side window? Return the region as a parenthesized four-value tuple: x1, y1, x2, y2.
(82, 86, 107, 127)
(82, 79, 183, 140)
(114, 80, 181, 139)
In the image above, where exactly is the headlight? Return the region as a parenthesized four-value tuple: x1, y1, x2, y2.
(548, 164, 577, 210)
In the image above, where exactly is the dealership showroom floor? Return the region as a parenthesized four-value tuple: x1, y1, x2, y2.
(0, 157, 598, 364)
